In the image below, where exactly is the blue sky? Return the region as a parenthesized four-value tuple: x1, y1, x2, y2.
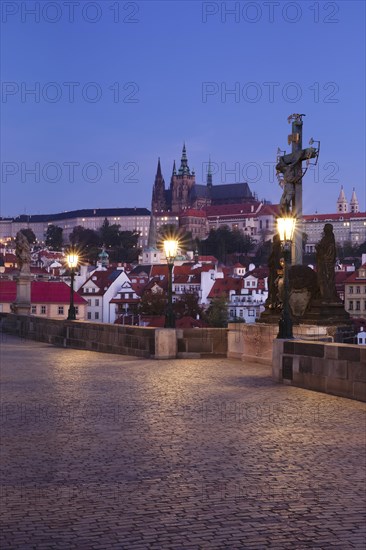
(1, 0, 365, 217)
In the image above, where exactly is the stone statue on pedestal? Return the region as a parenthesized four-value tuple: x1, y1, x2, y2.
(11, 231, 32, 315)
(15, 231, 31, 273)
(315, 223, 339, 303)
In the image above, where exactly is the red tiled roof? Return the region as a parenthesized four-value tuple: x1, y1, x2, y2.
(244, 267, 269, 280)
(344, 265, 366, 284)
(199, 255, 218, 263)
(151, 265, 169, 278)
(257, 204, 280, 216)
(208, 278, 244, 298)
(303, 212, 366, 221)
(0, 281, 87, 304)
(206, 202, 261, 217)
(179, 209, 207, 218)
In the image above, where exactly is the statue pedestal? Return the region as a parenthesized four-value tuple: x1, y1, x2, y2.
(11, 271, 32, 315)
(301, 299, 351, 326)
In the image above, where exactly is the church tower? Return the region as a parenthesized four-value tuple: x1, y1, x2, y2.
(207, 157, 213, 188)
(151, 158, 166, 213)
(349, 188, 359, 213)
(337, 186, 348, 213)
(170, 144, 196, 213)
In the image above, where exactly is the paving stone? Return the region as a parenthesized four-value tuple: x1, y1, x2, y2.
(0, 335, 365, 549)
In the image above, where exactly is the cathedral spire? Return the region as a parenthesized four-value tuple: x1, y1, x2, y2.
(207, 156, 213, 187)
(172, 160, 177, 176)
(337, 185, 348, 213)
(350, 187, 359, 213)
(178, 143, 190, 175)
(156, 157, 162, 178)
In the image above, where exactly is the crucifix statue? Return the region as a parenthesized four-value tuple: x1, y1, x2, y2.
(276, 114, 320, 265)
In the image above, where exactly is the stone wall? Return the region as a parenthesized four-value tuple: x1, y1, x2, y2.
(0, 313, 156, 358)
(227, 322, 352, 365)
(272, 339, 366, 402)
(0, 314, 222, 359)
(177, 328, 227, 357)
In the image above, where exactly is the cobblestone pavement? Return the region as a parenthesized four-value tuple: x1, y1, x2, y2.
(1, 335, 365, 549)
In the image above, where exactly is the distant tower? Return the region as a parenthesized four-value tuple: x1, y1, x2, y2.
(151, 158, 166, 213)
(170, 144, 196, 213)
(98, 248, 109, 269)
(207, 157, 213, 188)
(337, 185, 348, 213)
(349, 188, 359, 213)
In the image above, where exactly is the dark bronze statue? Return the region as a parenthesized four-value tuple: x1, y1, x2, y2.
(276, 147, 318, 215)
(316, 223, 338, 302)
(265, 234, 282, 309)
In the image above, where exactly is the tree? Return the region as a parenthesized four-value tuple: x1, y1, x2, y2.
(254, 239, 272, 266)
(336, 240, 358, 261)
(99, 218, 122, 248)
(109, 231, 141, 263)
(69, 226, 100, 248)
(138, 290, 167, 316)
(20, 228, 36, 244)
(174, 291, 203, 319)
(356, 240, 366, 257)
(45, 225, 63, 250)
(205, 295, 228, 327)
(198, 226, 255, 263)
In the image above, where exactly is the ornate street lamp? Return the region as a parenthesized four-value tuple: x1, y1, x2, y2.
(277, 216, 296, 339)
(163, 239, 179, 328)
(66, 252, 79, 320)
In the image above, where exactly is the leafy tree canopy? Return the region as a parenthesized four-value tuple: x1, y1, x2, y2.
(20, 228, 36, 244)
(45, 225, 63, 250)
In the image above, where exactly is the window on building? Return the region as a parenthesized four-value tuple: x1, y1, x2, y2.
(349, 286, 353, 294)
(31, 306, 37, 314)
(95, 312, 99, 320)
(87, 299, 91, 306)
(266, 219, 269, 229)
(259, 220, 263, 229)
(349, 301, 353, 310)
(58, 306, 64, 315)
(75, 307, 79, 314)
(248, 309, 255, 316)
(239, 309, 243, 317)
(95, 299, 99, 306)
(356, 286, 361, 294)
(41, 305, 46, 315)
(356, 301, 360, 311)
(87, 312, 92, 320)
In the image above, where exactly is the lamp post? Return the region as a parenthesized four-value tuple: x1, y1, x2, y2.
(163, 239, 178, 328)
(277, 216, 296, 339)
(67, 252, 78, 320)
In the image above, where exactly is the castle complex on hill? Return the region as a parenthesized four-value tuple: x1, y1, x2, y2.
(0, 144, 364, 253)
(151, 144, 255, 214)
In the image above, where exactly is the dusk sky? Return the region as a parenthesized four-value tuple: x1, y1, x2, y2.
(1, 0, 365, 218)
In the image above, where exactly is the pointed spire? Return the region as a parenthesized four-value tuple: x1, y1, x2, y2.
(172, 160, 177, 176)
(156, 157, 162, 178)
(179, 143, 190, 175)
(337, 185, 348, 213)
(350, 187, 359, 213)
(337, 185, 346, 201)
(207, 156, 213, 187)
